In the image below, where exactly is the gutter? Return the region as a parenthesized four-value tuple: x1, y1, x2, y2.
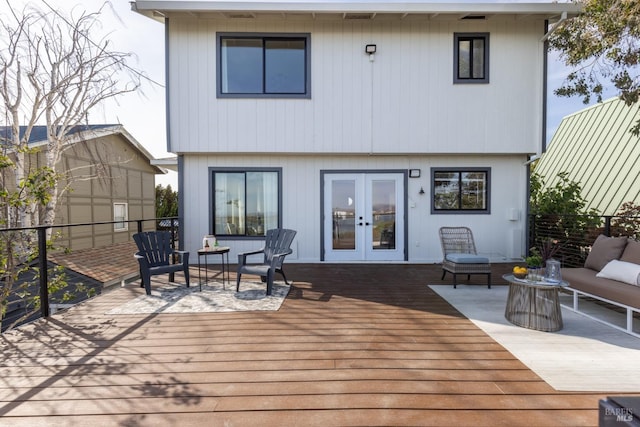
(540, 11, 568, 42)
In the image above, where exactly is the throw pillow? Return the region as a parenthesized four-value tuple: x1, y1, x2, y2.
(596, 259, 640, 286)
(620, 239, 640, 265)
(584, 234, 628, 271)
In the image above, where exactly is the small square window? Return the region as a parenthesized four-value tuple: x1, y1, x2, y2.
(431, 168, 490, 214)
(454, 33, 489, 84)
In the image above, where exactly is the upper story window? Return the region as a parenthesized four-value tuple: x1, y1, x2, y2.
(454, 33, 489, 84)
(217, 33, 311, 98)
(211, 168, 282, 237)
(431, 168, 490, 214)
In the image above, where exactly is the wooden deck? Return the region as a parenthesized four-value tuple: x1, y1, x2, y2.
(0, 263, 622, 426)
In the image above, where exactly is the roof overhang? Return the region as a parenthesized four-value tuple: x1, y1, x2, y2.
(151, 156, 178, 172)
(131, 1, 581, 23)
(26, 124, 168, 175)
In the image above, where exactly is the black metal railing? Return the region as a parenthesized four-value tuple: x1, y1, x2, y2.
(0, 217, 179, 328)
(528, 213, 640, 268)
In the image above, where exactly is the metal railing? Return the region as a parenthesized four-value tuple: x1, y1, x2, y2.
(1, 217, 179, 326)
(528, 213, 640, 268)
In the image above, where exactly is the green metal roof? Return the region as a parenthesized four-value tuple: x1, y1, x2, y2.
(535, 97, 640, 216)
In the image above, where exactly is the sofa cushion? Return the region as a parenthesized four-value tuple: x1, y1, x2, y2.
(562, 267, 640, 309)
(445, 253, 490, 264)
(584, 235, 628, 271)
(620, 239, 640, 265)
(596, 260, 640, 286)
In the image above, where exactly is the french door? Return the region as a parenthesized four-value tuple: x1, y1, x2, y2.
(323, 172, 405, 261)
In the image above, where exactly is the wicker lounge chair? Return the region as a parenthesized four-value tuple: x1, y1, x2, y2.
(438, 226, 491, 288)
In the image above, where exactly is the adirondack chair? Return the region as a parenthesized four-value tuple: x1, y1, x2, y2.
(133, 231, 190, 295)
(236, 228, 297, 295)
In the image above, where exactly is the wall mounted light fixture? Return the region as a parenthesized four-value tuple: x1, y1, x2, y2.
(419, 187, 425, 195)
(409, 169, 421, 178)
(365, 44, 377, 62)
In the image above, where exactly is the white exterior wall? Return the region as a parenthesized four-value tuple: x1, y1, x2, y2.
(167, 16, 545, 155)
(167, 14, 544, 264)
(182, 154, 528, 263)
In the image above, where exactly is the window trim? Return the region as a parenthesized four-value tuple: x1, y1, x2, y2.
(113, 202, 129, 231)
(453, 32, 490, 84)
(430, 167, 491, 214)
(216, 32, 311, 99)
(209, 167, 283, 239)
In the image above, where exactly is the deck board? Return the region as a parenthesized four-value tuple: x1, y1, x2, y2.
(0, 263, 630, 426)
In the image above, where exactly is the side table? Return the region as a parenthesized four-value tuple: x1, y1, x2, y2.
(503, 274, 567, 332)
(198, 246, 230, 291)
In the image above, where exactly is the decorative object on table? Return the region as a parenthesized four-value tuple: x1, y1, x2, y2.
(545, 258, 562, 283)
(202, 234, 217, 250)
(512, 265, 528, 280)
(525, 253, 543, 268)
(525, 251, 543, 281)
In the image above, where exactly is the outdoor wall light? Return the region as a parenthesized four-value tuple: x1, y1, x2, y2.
(365, 44, 377, 54)
(419, 187, 425, 195)
(409, 169, 421, 178)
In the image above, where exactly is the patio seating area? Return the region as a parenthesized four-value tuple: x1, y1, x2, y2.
(0, 263, 630, 426)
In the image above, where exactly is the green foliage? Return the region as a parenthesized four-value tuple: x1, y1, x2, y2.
(611, 201, 640, 239)
(530, 172, 592, 215)
(529, 172, 601, 265)
(156, 184, 178, 219)
(549, 0, 640, 135)
(525, 253, 543, 267)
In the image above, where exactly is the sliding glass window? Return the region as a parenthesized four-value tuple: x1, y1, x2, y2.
(212, 169, 281, 236)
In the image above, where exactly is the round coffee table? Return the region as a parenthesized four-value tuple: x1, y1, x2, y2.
(502, 274, 568, 332)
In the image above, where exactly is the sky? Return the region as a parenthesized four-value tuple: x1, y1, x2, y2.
(0, 0, 616, 189)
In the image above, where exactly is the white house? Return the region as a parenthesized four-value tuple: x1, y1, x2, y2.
(132, 1, 580, 264)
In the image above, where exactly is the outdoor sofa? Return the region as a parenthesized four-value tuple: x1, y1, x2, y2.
(561, 234, 640, 337)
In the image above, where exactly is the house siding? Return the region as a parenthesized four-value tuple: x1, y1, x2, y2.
(182, 154, 528, 263)
(55, 133, 159, 250)
(167, 16, 545, 156)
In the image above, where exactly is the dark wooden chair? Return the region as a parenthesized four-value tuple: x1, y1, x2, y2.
(133, 231, 190, 295)
(438, 226, 491, 288)
(236, 228, 297, 295)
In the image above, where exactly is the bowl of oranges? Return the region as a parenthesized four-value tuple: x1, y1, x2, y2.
(512, 266, 528, 280)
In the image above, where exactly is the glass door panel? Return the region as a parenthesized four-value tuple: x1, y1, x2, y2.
(371, 179, 396, 250)
(331, 180, 356, 251)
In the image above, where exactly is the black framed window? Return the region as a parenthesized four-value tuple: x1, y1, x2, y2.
(454, 33, 489, 83)
(212, 169, 282, 237)
(217, 33, 310, 98)
(431, 168, 490, 213)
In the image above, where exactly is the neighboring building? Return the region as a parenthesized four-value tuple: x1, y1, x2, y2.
(133, 1, 579, 263)
(535, 97, 640, 216)
(1, 124, 166, 250)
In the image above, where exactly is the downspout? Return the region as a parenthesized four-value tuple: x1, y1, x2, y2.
(526, 17, 556, 258)
(164, 17, 185, 249)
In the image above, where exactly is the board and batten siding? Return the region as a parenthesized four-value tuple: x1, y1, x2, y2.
(183, 154, 528, 263)
(167, 16, 545, 156)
